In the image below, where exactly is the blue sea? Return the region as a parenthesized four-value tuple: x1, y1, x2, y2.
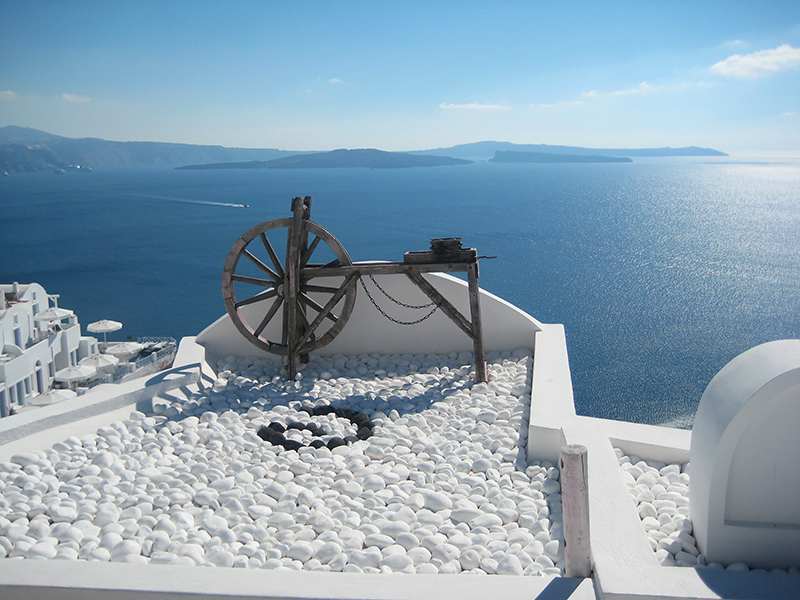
(2, 158, 799, 427)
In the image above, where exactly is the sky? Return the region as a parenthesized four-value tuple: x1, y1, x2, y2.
(1, 1, 799, 154)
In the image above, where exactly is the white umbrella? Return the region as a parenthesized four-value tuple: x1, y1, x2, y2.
(28, 389, 77, 407)
(55, 364, 97, 383)
(79, 353, 120, 371)
(87, 319, 123, 343)
(33, 307, 74, 321)
(104, 341, 143, 358)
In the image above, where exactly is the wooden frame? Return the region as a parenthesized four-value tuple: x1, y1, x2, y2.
(222, 197, 487, 382)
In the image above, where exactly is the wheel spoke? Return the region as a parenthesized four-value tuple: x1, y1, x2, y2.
(292, 273, 359, 353)
(243, 249, 280, 281)
(254, 296, 283, 338)
(232, 274, 274, 287)
(300, 293, 339, 323)
(295, 298, 314, 333)
(260, 232, 285, 279)
(300, 235, 322, 268)
(302, 284, 340, 294)
(234, 287, 278, 309)
(223, 215, 356, 358)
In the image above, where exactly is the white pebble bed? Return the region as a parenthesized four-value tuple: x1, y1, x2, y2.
(0, 349, 566, 576)
(616, 449, 799, 575)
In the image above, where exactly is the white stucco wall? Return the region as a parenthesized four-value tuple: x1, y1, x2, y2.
(1, 283, 84, 412)
(0, 559, 596, 600)
(690, 340, 800, 569)
(196, 271, 542, 367)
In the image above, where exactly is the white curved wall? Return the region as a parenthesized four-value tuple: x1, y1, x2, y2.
(197, 271, 542, 366)
(690, 339, 800, 569)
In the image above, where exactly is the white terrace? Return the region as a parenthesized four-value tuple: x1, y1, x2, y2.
(0, 274, 797, 599)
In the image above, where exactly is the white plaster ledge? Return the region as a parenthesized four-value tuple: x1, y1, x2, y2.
(527, 324, 575, 464)
(575, 415, 692, 465)
(561, 420, 800, 600)
(0, 560, 596, 600)
(0, 364, 199, 459)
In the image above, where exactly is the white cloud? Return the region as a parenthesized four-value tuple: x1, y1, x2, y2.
(0, 91, 17, 100)
(532, 100, 585, 108)
(579, 82, 661, 99)
(710, 44, 800, 78)
(59, 93, 91, 103)
(328, 78, 342, 84)
(782, 111, 798, 117)
(439, 102, 510, 110)
(611, 81, 661, 96)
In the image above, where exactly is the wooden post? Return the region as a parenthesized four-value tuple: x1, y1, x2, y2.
(560, 444, 592, 578)
(297, 197, 312, 365)
(284, 197, 306, 380)
(467, 262, 486, 383)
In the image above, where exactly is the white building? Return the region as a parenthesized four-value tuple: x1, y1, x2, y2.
(0, 282, 97, 416)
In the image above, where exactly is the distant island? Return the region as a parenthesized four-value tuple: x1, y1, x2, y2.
(490, 150, 632, 164)
(177, 149, 471, 170)
(414, 141, 728, 160)
(0, 125, 729, 173)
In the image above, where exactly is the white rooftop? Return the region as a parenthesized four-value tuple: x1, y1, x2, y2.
(0, 273, 797, 599)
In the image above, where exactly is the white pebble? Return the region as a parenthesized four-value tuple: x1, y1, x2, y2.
(423, 491, 452, 511)
(0, 351, 554, 577)
(110, 540, 141, 562)
(496, 554, 524, 575)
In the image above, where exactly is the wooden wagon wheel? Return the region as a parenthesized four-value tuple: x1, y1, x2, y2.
(221, 203, 357, 364)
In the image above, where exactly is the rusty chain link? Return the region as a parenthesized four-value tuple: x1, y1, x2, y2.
(358, 275, 439, 325)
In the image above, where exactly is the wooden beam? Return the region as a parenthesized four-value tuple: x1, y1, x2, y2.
(468, 262, 487, 383)
(292, 273, 359, 354)
(404, 271, 475, 339)
(302, 261, 472, 280)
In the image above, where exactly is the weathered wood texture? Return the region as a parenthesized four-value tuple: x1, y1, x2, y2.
(467, 262, 487, 383)
(222, 198, 487, 382)
(560, 444, 592, 578)
(283, 198, 303, 378)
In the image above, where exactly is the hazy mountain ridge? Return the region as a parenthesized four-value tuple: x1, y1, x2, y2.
(0, 126, 728, 173)
(177, 148, 471, 170)
(0, 143, 66, 173)
(0, 126, 299, 173)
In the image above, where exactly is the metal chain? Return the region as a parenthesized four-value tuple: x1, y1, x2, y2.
(367, 274, 435, 309)
(359, 276, 439, 325)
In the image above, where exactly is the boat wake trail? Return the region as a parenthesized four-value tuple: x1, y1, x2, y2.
(128, 193, 249, 208)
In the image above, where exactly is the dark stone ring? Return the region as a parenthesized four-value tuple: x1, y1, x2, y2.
(257, 404, 374, 452)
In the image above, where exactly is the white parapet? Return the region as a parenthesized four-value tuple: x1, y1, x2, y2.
(196, 271, 542, 365)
